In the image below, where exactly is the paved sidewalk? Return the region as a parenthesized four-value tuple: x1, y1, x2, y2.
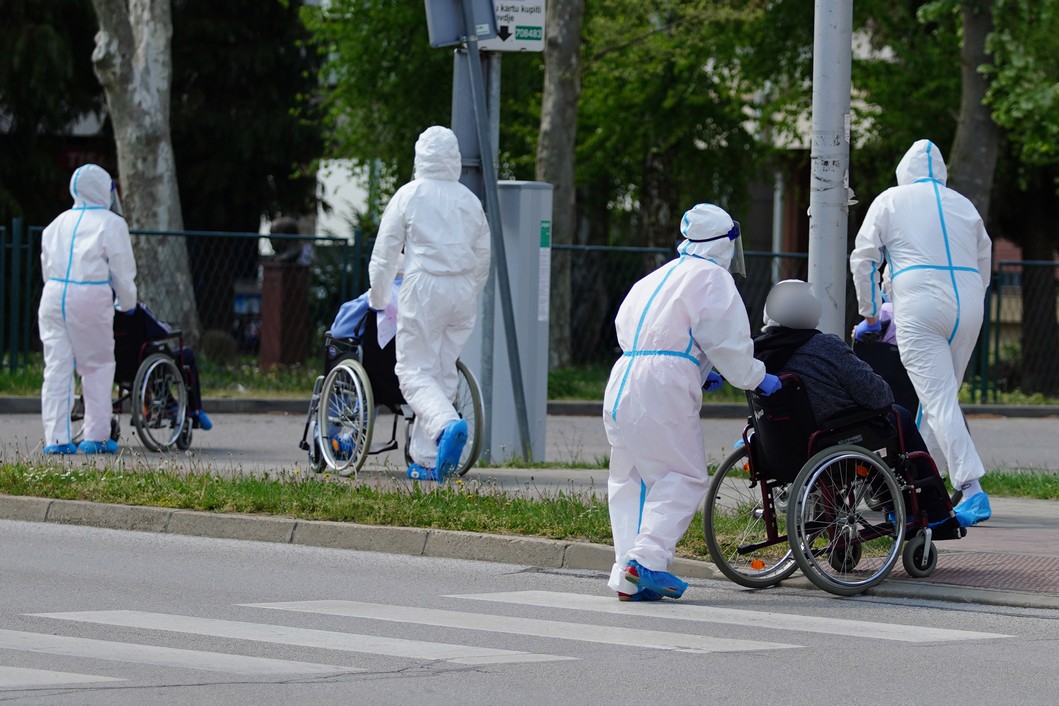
(2, 397, 1059, 609)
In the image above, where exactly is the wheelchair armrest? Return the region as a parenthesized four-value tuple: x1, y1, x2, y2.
(163, 327, 182, 339)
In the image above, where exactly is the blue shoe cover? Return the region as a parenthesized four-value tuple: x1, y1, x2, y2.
(193, 410, 213, 431)
(78, 439, 118, 455)
(618, 588, 663, 602)
(954, 492, 991, 528)
(330, 435, 355, 461)
(407, 463, 440, 482)
(436, 419, 468, 480)
(44, 443, 78, 455)
(624, 560, 688, 599)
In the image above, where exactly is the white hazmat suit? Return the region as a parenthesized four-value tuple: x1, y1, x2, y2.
(850, 139, 991, 491)
(39, 164, 137, 450)
(604, 203, 769, 597)
(368, 126, 491, 469)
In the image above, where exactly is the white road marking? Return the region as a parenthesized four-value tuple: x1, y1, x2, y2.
(0, 628, 347, 676)
(29, 611, 571, 665)
(0, 665, 122, 688)
(452, 591, 1012, 643)
(243, 600, 799, 654)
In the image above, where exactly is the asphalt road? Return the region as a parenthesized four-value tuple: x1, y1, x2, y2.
(2, 519, 1059, 705)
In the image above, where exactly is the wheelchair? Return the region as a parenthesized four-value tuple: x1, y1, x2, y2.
(299, 309, 484, 478)
(703, 374, 964, 597)
(72, 304, 195, 452)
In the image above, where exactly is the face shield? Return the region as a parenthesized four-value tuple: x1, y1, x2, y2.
(728, 222, 746, 278)
(684, 220, 745, 277)
(109, 181, 124, 217)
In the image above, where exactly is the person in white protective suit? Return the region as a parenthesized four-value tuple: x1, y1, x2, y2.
(38, 164, 137, 455)
(368, 126, 491, 482)
(850, 139, 993, 528)
(603, 203, 782, 602)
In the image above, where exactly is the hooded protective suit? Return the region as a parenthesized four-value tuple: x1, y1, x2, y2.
(39, 164, 137, 448)
(368, 126, 491, 468)
(603, 203, 768, 595)
(850, 139, 991, 490)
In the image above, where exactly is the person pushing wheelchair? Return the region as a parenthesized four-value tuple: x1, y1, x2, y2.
(367, 126, 491, 482)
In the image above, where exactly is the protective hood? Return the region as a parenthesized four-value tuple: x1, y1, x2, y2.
(413, 125, 462, 182)
(676, 202, 742, 274)
(762, 279, 821, 331)
(70, 164, 114, 209)
(895, 139, 947, 186)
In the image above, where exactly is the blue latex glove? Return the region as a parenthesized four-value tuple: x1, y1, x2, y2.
(703, 371, 724, 393)
(756, 373, 782, 396)
(853, 319, 882, 341)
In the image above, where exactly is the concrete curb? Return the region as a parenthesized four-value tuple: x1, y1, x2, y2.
(3, 396, 1055, 418)
(5, 493, 1055, 609)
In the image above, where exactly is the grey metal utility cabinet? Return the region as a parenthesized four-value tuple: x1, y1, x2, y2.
(461, 181, 553, 463)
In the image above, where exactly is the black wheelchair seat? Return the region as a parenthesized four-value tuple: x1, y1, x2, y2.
(746, 374, 897, 484)
(323, 308, 404, 409)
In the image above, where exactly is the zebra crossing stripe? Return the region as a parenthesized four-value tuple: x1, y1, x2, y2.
(29, 611, 571, 665)
(0, 628, 348, 676)
(0, 665, 122, 688)
(243, 600, 799, 654)
(453, 591, 1012, 643)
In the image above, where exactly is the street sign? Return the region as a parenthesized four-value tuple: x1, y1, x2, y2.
(480, 0, 545, 52)
(424, 0, 499, 48)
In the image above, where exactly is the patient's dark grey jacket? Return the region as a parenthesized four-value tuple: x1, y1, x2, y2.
(754, 327, 894, 424)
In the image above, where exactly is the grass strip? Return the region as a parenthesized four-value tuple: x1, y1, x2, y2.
(0, 462, 1055, 566)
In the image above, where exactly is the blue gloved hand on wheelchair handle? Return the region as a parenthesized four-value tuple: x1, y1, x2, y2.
(703, 370, 724, 393)
(756, 373, 782, 396)
(853, 318, 882, 341)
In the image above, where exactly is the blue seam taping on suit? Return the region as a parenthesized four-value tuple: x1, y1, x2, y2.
(925, 141, 962, 343)
(49, 277, 110, 285)
(622, 349, 700, 363)
(610, 255, 687, 421)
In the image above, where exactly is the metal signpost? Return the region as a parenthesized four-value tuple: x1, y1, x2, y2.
(423, 0, 547, 460)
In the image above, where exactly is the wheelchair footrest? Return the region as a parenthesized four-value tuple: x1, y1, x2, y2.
(369, 439, 399, 455)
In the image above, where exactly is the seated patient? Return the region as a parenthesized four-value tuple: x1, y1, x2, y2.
(755, 280, 895, 424)
(119, 303, 212, 431)
(754, 280, 937, 494)
(754, 280, 962, 530)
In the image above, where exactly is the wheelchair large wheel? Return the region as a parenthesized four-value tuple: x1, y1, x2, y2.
(132, 352, 188, 452)
(703, 444, 799, 589)
(787, 444, 906, 597)
(318, 358, 374, 477)
(402, 359, 484, 476)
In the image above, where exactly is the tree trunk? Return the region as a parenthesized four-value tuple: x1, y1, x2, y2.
(947, 0, 998, 220)
(91, 0, 201, 344)
(536, 0, 584, 370)
(639, 147, 677, 250)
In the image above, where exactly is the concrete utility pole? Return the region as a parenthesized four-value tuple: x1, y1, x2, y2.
(807, 0, 853, 336)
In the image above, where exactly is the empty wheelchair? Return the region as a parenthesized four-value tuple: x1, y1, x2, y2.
(72, 303, 195, 452)
(299, 308, 483, 477)
(703, 374, 963, 597)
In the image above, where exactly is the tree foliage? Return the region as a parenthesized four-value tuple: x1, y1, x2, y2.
(303, 0, 456, 194)
(302, 0, 541, 211)
(0, 0, 105, 224)
(577, 1, 767, 246)
(171, 0, 323, 233)
(985, 0, 1059, 168)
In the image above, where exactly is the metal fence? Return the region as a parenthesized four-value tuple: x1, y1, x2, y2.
(2, 221, 1056, 402)
(0, 222, 356, 371)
